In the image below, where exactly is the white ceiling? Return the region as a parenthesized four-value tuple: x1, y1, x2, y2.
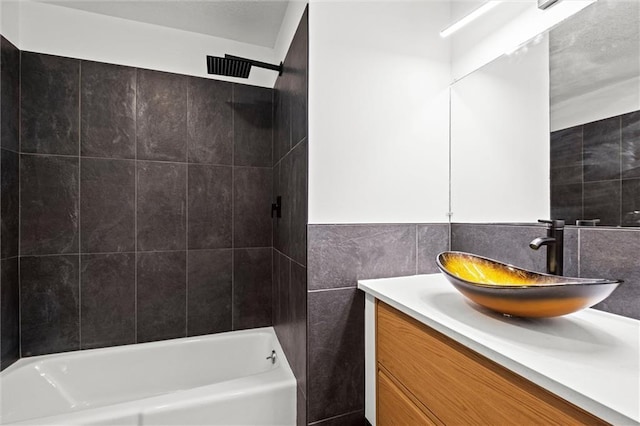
(549, 0, 640, 106)
(39, 0, 290, 48)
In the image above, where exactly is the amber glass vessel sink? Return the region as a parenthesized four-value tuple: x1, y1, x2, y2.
(436, 251, 621, 318)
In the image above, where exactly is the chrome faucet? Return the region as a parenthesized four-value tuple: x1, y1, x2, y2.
(529, 219, 564, 275)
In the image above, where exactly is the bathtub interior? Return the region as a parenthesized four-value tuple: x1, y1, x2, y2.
(0, 328, 290, 425)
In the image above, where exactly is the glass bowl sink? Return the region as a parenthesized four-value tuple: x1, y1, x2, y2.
(436, 251, 622, 318)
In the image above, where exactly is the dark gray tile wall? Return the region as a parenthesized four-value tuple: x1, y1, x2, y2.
(20, 52, 79, 155)
(187, 78, 232, 164)
(136, 251, 187, 343)
(308, 410, 366, 426)
(80, 158, 135, 253)
(20, 155, 79, 255)
(580, 228, 640, 319)
(308, 288, 365, 422)
(306, 223, 449, 425)
(451, 223, 640, 319)
(234, 85, 273, 167)
(1, 257, 19, 369)
(20, 255, 80, 356)
(233, 248, 272, 330)
(188, 165, 232, 249)
(234, 167, 272, 247)
(1, 36, 20, 370)
(81, 61, 136, 159)
(136, 161, 187, 251)
(187, 249, 232, 336)
(622, 111, 640, 179)
(551, 110, 640, 226)
(136, 69, 187, 162)
(9, 50, 274, 360)
(272, 7, 309, 425)
(418, 224, 451, 274)
(308, 225, 417, 291)
(1, 149, 18, 258)
(451, 223, 550, 272)
(1, 37, 19, 153)
(80, 253, 135, 349)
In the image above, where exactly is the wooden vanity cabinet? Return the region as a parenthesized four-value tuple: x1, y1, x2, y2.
(375, 301, 607, 425)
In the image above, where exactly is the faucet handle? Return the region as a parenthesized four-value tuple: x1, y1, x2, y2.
(538, 219, 565, 229)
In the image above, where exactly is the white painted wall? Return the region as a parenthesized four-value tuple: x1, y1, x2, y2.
(450, 0, 595, 81)
(1, 0, 20, 46)
(450, 36, 550, 223)
(551, 76, 640, 131)
(308, 1, 451, 224)
(16, 0, 307, 88)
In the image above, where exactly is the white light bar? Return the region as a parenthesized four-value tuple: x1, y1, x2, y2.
(538, 0, 561, 10)
(440, 1, 503, 38)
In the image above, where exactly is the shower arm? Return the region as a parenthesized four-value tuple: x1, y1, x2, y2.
(225, 55, 283, 76)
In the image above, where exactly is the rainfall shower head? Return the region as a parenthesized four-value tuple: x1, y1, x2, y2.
(206, 54, 283, 79)
(207, 55, 252, 78)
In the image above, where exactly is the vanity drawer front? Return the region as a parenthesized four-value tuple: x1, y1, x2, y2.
(378, 368, 439, 426)
(376, 301, 606, 426)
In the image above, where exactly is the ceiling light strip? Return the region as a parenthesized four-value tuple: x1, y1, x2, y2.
(440, 1, 503, 38)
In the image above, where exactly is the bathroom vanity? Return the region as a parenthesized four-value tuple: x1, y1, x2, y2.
(358, 274, 640, 426)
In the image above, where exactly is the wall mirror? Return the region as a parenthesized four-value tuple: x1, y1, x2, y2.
(450, 0, 640, 227)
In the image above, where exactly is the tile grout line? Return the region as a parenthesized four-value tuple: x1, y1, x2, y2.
(1, 44, 5, 364)
(17, 150, 270, 169)
(0, 146, 20, 155)
(415, 224, 418, 275)
(18, 48, 23, 359)
(619, 117, 622, 226)
(448, 84, 453, 227)
(16, 247, 263, 258)
(271, 86, 276, 332)
(271, 87, 275, 254)
(577, 228, 581, 277)
(78, 60, 82, 350)
(581, 125, 585, 221)
(185, 77, 189, 338)
(231, 83, 235, 331)
(307, 286, 355, 293)
(308, 409, 363, 425)
(134, 67, 138, 344)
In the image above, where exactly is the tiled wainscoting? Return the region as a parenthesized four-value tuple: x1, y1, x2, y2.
(306, 223, 449, 425)
(305, 221, 639, 425)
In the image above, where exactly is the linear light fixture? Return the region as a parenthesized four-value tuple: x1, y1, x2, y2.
(440, 1, 503, 38)
(538, 0, 561, 10)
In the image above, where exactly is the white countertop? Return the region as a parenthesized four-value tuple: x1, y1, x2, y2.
(358, 273, 640, 425)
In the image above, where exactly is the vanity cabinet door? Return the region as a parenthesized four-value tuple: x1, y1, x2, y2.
(377, 368, 440, 425)
(376, 301, 606, 426)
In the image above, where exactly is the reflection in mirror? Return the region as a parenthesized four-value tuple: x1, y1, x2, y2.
(549, 0, 640, 227)
(450, 34, 550, 224)
(450, 0, 640, 227)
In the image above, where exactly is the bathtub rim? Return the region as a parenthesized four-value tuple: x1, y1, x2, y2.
(0, 326, 296, 425)
(0, 326, 287, 375)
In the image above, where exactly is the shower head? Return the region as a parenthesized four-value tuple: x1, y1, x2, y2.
(206, 54, 283, 79)
(207, 55, 252, 78)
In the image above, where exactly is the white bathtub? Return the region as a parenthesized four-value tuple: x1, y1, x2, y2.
(0, 327, 296, 425)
